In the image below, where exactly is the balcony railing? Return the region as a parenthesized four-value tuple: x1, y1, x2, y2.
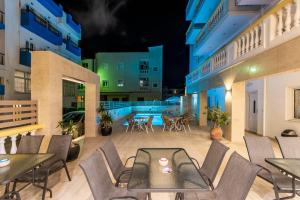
(66, 14, 81, 34)
(65, 39, 81, 57)
(100, 101, 178, 110)
(37, 0, 63, 17)
(20, 48, 31, 67)
(186, 0, 300, 87)
(0, 11, 4, 29)
(21, 7, 63, 46)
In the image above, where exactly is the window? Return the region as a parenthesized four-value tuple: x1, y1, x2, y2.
(153, 83, 158, 88)
(117, 80, 124, 87)
(14, 71, 31, 93)
(117, 63, 125, 71)
(139, 78, 149, 87)
(103, 63, 108, 70)
(294, 89, 300, 119)
(153, 67, 158, 72)
(139, 60, 149, 73)
(137, 97, 144, 101)
(102, 80, 109, 88)
(63, 80, 76, 96)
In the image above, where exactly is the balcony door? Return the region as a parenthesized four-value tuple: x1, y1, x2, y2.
(247, 91, 258, 133)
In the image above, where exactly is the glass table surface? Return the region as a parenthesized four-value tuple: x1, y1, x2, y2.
(0, 154, 54, 185)
(128, 148, 209, 192)
(265, 158, 300, 179)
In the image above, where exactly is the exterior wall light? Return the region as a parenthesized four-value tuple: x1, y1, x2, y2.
(249, 66, 257, 73)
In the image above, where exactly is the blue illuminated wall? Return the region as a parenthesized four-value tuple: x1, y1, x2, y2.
(207, 86, 225, 111)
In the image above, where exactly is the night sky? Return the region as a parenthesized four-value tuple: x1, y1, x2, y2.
(55, 0, 189, 88)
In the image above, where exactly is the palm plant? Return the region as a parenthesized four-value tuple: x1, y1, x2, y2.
(57, 120, 79, 139)
(207, 107, 230, 128)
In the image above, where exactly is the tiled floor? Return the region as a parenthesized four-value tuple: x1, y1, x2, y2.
(4, 124, 300, 200)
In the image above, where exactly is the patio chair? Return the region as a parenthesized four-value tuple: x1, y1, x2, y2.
(99, 140, 135, 186)
(13, 135, 72, 200)
(276, 136, 300, 158)
(162, 115, 175, 132)
(184, 152, 261, 200)
(17, 135, 44, 154)
(244, 136, 300, 200)
(143, 116, 154, 133)
(125, 116, 137, 133)
(190, 140, 229, 189)
(181, 116, 191, 133)
(80, 151, 147, 200)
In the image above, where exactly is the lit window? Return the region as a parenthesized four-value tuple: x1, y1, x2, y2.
(117, 80, 124, 87)
(102, 80, 109, 88)
(117, 63, 125, 71)
(139, 78, 149, 87)
(139, 60, 149, 73)
(14, 71, 31, 93)
(103, 63, 108, 70)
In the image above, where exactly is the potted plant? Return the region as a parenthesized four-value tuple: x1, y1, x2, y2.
(57, 120, 81, 162)
(206, 107, 230, 140)
(98, 105, 113, 136)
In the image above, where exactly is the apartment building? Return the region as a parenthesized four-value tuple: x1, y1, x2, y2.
(0, 0, 81, 100)
(85, 46, 163, 101)
(185, 0, 300, 142)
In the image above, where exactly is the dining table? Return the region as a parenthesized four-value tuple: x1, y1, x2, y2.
(128, 148, 209, 200)
(265, 158, 300, 199)
(0, 153, 55, 200)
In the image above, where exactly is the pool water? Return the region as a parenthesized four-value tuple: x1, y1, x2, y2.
(123, 113, 163, 126)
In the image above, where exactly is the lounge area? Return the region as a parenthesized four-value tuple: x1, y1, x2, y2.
(1, 123, 298, 200)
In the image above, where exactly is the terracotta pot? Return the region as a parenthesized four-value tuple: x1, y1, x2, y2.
(210, 127, 223, 140)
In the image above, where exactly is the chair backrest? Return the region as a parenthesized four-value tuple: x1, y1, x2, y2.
(99, 140, 124, 180)
(200, 140, 229, 183)
(276, 136, 300, 158)
(147, 116, 153, 126)
(162, 115, 171, 126)
(17, 135, 44, 154)
(46, 135, 72, 164)
(244, 136, 275, 166)
(215, 152, 261, 200)
(80, 151, 115, 200)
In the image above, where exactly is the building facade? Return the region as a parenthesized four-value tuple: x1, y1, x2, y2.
(185, 0, 300, 141)
(0, 0, 81, 100)
(90, 46, 163, 101)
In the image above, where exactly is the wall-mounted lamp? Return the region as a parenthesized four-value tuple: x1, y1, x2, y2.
(249, 66, 257, 73)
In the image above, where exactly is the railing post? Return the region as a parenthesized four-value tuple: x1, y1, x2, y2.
(10, 135, 18, 154)
(285, 3, 292, 32)
(277, 9, 283, 36)
(0, 137, 6, 154)
(294, 0, 300, 28)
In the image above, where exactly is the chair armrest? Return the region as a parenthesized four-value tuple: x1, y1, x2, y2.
(124, 156, 136, 167)
(256, 164, 278, 187)
(190, 157, 201, 169)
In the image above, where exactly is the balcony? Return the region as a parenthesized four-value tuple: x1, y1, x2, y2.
(186, 0, 200, 21)
(193, 0, 220, 23)
(20, 48, 31, 67)
(0, 11, 4, 29)
(66, 14, 81, 34)
(37, 0, 63, 17)
(21, 7, 63, 46)
(193, 0, 260, 57)
(186, 23, 204, 44)
(65, 39, 81, 57)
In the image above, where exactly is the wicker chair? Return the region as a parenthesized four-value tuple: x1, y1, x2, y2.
(143, 116, 154, 133)
(99, 140, 135, 186)
(276, 136, 300, 158)
(17, 135, 44, 154)
(191, 140, 229, 189)
(80, 151, 147, 200)
(13, 135, 72, 200)
(125, 116, 137, 133)
(162, 115, 175, 132)
(184, 152, 261, 200)
(244, 136, 300, 200)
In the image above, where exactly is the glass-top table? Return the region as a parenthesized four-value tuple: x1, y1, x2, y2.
(128, 148, 209, 193)
(0, 154, 54, 199)
(265, 158, 300, 198)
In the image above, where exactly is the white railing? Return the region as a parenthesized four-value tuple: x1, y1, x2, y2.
(186, 0, 300, 86)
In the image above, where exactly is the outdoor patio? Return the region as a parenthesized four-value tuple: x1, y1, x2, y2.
(4, 123, 298, 200)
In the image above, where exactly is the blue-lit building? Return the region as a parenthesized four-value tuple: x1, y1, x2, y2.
(0, 0, 81, 100)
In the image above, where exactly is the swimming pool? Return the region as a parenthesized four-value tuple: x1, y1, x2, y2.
(123, 113, 163, 126)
